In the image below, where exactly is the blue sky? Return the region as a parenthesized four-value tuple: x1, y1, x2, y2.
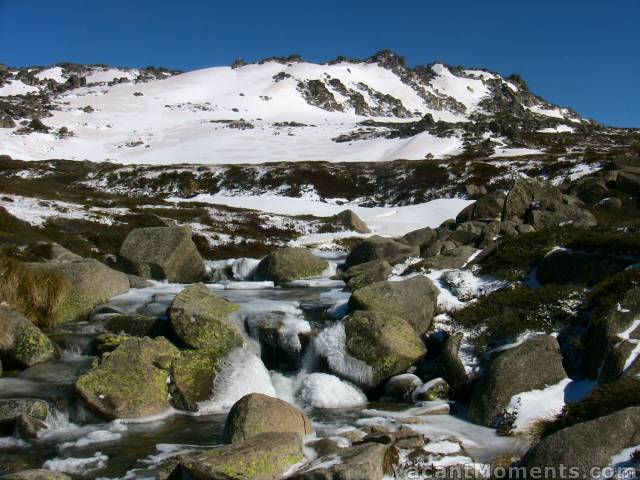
(0, 0, 638, 127)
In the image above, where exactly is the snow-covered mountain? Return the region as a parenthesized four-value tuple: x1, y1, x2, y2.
(0, 52, 596, 164)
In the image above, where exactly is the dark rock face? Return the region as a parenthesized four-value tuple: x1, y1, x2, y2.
(348, 276, 439, 334)
(469, 335, 567, 427)
(255, 247, 328, 283)
(222, 393, 313, 444)
(345, 235, 419, 268)
(119, 227, 206, 283)
(521, 407, 640, 476)
(537, 249, 635, 287)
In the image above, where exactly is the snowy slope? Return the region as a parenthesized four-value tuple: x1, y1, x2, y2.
(0, 54, 585, 164)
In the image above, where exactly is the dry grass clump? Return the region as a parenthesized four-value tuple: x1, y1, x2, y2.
(0, 255, 69, 328)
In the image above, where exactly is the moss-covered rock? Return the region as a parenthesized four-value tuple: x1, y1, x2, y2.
(255, 247, 328, 283)
(175, 432, 304, 480)
(27, 259, 129, 325)
(170, 351, 219, 411)
(0, 305, 56, 369)
(119, 226, 206, 283)
(75, 336, 179, 419)
(345, 311, 426, 389)
(169, 283, 243, 356)
(103, 313, 158, 337)
(0, 398, 49, 435)
(92, 332, 131, 354)
(223, 393, 313, 444)
(348, 276, 439, 334)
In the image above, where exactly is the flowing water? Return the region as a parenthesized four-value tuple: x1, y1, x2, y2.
(0, 258, 525, 479)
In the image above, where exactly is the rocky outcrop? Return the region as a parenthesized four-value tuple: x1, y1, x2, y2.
(27, 259, 129, 325)
(119, 226, 206, 283)
(348, 276, 439, 334)
(343, 260, 392, 291)
(469, 335, 567, 427)
(344, 311, 426, 389)
(0, 306, 56, 369)
(173, 432, 304, 480)
(169, 283, 243, 356)
(521, 407, 640, 477)
(223, 393, 313, 444)
(345, 235, 419, 268)
(255, 247, 328, 283)
(75, 337, 179, 419)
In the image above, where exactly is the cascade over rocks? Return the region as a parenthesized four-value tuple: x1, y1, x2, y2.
(255, 247, 328, 283)
(223, 393, 313, 444)
(119, 226, 206, 283)
(469, 335, 567, 427)
(0, 306, 56, 369)
(348, 276, 439, 334)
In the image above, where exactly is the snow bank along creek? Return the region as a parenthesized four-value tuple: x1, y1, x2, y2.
(0, 254, 525, 479)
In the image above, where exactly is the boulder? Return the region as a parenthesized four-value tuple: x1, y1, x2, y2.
(13, 414, 48, 440)
(328, 210, 370, 234)
(103, 313, 159, 337)
(348, 276, 439, 335)
(174, 432, 304, 480)
(456, 191, 505, 223)
(255, 247, 328, 283)
(521, 407, 640, 477)
(119, 226, 206, 283)
(384, 374, 422, 399)
(469, 335, 567, 427)
(170, 351, 219, 411)
(343, 311, 426, 389)
(169, 283, 243, 356)
(27, 259, 129, 324)
(75, 337, 179, 419)
(290, 442, 389, 480)
(223, 393, 313, 444)
(0, 471, 71, 480)
(411, 377, 450, 401)
(345, 236, 419, 268)
(421, 245, 478, 270)
(0, 399, 49, 435)
(537, 249, 634, 287)
(617, 171, 640, 194)
(438, 332, 469, 390)
(0, 306, 56, 369)
(402, 227, 437, 249)
(343, 260, 392, 291)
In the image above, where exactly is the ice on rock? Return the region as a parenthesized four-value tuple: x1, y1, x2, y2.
(299, 373, 367, 409)
(43, 451, 109, 475)
(196, 348, 276, 413)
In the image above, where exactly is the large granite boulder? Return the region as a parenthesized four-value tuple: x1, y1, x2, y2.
(456, 191, 505, 223)
(469, 335, 567, 427)
(169, 283, 243, 356)
(327, 209, 370, 234)
(290, 442, 389, 480)
(75, 337, 179, 419)
(348, 276, 439, 334)
(0, 306, 56, 369)
(223, 393, 313, 444)
(27, 259, 129, 325)
(343, 260, 392, 292)
(119, 226, 206, 283)
(521, 407, 640, 477)
(255, 247, 328, 283)
(345, 235, 419, 268)
(173, 432, 304, 480)
(402, 227, 437, 249)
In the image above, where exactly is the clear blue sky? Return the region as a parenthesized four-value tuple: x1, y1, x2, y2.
(1, 0, 638, 127)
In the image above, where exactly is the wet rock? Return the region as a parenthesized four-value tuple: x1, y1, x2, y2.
(223, 393, 313, 444)
(0, 399, 49, 435)
(75, 336, 179, 419)
(343, 260, 392, 291)
(327, 209, 370, 234)
(169, 283, 243, 356)
(255, 247, 328, 283)
(13, 414, 47, 440)
(384, 373, 422, 399)
(345, 235, 419, 268)
(290, 442, 389, 480)
(469, 335, 567, 427)
(170, 351, 219, 411)
(348, 276, 439, 334)
(175, 432, 304, 480)
(0, 306, 56, 369)
(344, 311, 426, 389)
(537, 249, 634, 287)
(119, 226, 206, 283)
(127, 274, 154, 288)
(521, 407, 640, 477)
(27, 259, 129, 324)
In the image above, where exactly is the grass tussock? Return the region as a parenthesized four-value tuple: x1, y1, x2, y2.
(0, 255, 70, 328)
(452, 285, 585, 353)
(534, 377, 640, 439)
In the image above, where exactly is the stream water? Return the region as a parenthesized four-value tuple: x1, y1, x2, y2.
(0, 257, 525, 479)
